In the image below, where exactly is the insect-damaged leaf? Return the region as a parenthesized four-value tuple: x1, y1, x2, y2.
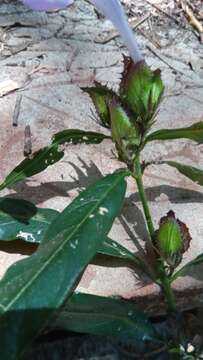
(0, 145, 63, 191)
(0, 198, 144, 272)
(164, 161, 203, 186)
(52, 129, 110, 146)
(145, 121, 203, 144)
(54, 292, 161, 346)
(0, 130, 108, 191)
(0, 211, 145, 272)
(0, 197, 58, 242)
(0, 171, 127, 360)
(0, 199, 135, 260)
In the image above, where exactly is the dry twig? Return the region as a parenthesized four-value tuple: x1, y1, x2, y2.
(24, 125, 32, 157)
(180, 0, 203, 42)
(12, 94, 22, 127)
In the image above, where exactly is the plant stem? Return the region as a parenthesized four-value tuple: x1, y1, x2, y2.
(132, 155, 177, 312)
(161, 273, 177, 312)
(132, 155, 155, 241)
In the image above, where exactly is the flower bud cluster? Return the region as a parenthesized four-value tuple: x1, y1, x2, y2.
(84, 57, 164, 164)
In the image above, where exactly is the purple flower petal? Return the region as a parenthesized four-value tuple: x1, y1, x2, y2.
(90, 0, 142, 63)
(21, 0, 73, 11)
(21, 0, 142, 63)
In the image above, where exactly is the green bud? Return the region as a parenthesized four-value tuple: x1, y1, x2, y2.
(120, 57, 164, 131)
(158, 219, 182, 256)
(82, 83, 115, 128)
(156, 211, 192, 268)
(109, 98, 141, 163)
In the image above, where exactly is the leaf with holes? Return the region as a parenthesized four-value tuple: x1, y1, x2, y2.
(145, 122, 203, 144)
(164, 161, 203, 186)
(0, 145, 63, 191)
(0, 130, 108, 191)
(54, 292, 162, 346)
(0, 171, 127, 359)
(52, 129, 110, 146)
(0, 197, 58, 242)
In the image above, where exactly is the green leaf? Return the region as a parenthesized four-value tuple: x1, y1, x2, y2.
(0, 198, 59, 242)
(0, 130, 108, 191)
(0, 198, 145, 271)
(99, 237, 151, 276)
(164, 161, 203, 186)
(99, 237, 137, 262)
(171, 253, 203, 282)
(52, 129, 110, 146)
(0, 171, 127, 359)
(145, 122, 203, 144)
(0, 202, 146, 272)
(0, 145, 63, 191)
(54, 292, 161, 346)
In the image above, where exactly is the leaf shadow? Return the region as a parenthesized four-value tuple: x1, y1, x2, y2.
(3, 157, 203, 285)
(129, 185, 203, 204)
(6, 157, 102, 205)
(0, 198, 37, 224)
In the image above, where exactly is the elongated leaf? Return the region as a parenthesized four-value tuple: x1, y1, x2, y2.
(164, 161, 203, 186)
(0, 199, 136, 260)
(99, 237, 151, 276)
(52, 129, 110, 146)
(145, 122, 203, 143)
(0, 198, 59, 242)
(171, 253, 203, 282)
(99, 237, 138, 262)
(0, 130, 108, 191)
(0, 199, 146, 274)
(0, 171, 127, 359)
(0, 145, 63, 191)
(54, 293, 161, 346)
